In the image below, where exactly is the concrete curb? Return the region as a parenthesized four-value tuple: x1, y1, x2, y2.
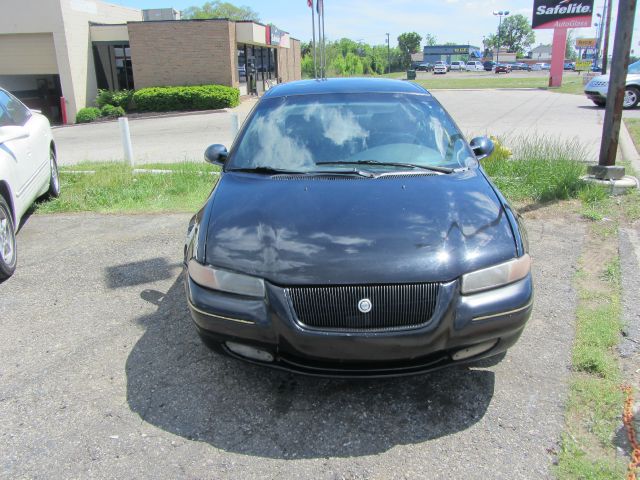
(618, 121, 640, 174)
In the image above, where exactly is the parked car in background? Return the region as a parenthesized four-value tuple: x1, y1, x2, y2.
(495, 64, 512, 74)
(450, 61, 466, 71)
(564, 62, 576, 71)
(0, 88, 60, 281)
(531, 63, 549, 71)
(433, 62, 448, 74)
(585, 59, 640, 108)
(512, 63, 531, 71)
(483, 61, 496, 71)
(185, 77, 533, 377)
(416, 63, 433, 72)
(466, 61, 484, 71)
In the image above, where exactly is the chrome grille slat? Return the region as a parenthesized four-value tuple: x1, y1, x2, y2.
(287, 283, 440, 332)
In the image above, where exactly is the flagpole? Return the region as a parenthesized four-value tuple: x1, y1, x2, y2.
(317, 1, 323, 78)
(311, 0, 317, 79)
(321, 1, 326, 78)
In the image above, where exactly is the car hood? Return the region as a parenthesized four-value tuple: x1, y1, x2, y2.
(589, 73, 640, 84)
(203, 169, 517, 286)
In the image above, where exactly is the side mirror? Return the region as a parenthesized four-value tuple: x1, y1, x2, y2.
(204, 144, 228, 165)
(0, 126, 30, 145)
(470, 136, 494, 161)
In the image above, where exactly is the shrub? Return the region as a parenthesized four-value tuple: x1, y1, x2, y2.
(132, 85, 240, 112)
(100, 104, 126, 118)
(76, 107, 102, 123)
(96, 89, 134, 110)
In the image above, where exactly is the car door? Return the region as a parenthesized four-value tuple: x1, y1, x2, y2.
(0, 90, 42, 215)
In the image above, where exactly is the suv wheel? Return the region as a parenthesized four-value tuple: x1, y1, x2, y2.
(623, 87, 640, 109)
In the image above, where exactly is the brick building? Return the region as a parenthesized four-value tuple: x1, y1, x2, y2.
(0, 0, 301, 123)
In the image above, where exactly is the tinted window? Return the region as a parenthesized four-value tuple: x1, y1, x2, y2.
(229, 93, 476, 172)
(0, 90, 31, 126)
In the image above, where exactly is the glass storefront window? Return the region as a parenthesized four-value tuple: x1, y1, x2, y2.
(237, 44, 247, 84)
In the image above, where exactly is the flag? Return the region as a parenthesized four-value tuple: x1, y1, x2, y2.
(317, 0, 323, 14)
(307, 0, 312, 7)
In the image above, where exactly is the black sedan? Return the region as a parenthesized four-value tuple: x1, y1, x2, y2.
(483, 61, 496, 71)
(184, 78, 533, 377)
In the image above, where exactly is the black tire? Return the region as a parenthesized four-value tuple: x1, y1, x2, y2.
(47, 148, 60, 198)
(623, 86, 640, 109)
(0, 195, 17, 281)
(593, 100, 606, 107)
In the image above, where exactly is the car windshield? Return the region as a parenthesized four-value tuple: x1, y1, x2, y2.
(228, 92, 476, 172)
(629, 60, 640, 74)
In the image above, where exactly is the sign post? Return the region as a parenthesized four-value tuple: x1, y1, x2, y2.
(532, 0, 595, 87)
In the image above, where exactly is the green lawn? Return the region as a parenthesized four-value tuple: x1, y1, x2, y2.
(623, 118, 640, 150)
(36, 162, 219, 214)
(411, 73, 584, 93)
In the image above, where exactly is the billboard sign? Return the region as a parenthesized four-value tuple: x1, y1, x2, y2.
(532, 0, 594, 29)
(576, 37, 597, 48)
(575, 60, 593, 70)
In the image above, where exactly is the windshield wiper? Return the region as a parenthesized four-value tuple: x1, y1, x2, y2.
(227, 166, 375, 178)
(316, 160, 456, 174)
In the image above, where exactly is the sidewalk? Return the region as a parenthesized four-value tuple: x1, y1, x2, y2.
(54, 97, 258, 166)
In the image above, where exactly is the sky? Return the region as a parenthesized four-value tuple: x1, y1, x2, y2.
(107, 0, 640, 54)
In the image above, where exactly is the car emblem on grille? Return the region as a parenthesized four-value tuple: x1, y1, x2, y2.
(357, 298, 372, 313)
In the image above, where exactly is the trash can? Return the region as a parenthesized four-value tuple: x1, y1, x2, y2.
(406, 69, 416, 80)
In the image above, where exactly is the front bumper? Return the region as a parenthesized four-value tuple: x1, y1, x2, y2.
(585, 84, 608, 102)
(185, 272, 533, 378)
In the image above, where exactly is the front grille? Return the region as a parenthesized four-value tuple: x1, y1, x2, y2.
(287, 283, 440, 331)
(589, 81, 608, 87)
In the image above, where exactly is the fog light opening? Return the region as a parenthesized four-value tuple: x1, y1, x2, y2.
(225, 341, 274, 362)
(452, 340, 499, 361)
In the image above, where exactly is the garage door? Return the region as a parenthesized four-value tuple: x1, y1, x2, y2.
(0, 33, 58, 75)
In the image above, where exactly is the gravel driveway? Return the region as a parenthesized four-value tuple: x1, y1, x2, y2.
(0, 213, 583, 479)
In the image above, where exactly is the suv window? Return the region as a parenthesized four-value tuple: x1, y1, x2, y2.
(0, 90, 31, 127)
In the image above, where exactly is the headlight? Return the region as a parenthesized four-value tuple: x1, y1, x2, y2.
(188, 259, 265, 298)
(461, 254, 531, 295)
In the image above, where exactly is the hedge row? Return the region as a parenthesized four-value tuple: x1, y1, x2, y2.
(132, 85, 240, 112)
(76, 105, 125, 123)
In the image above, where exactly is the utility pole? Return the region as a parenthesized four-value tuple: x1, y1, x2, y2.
(594, 0, 637, 175)
(601, 0, 613, 74)
(386, 33, 390, 74)
(493, 11, 510, 63)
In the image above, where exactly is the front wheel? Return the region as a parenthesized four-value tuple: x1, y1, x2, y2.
(593, 100, 606, 107)
(0, 196, 17, 281)
(47, 148, 60, 198)
(623, 87, 640, 109)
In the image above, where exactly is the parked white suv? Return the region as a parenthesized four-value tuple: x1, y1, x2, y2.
(466, 61, 484, 71)
(0, 88, 60, 280)
(450, 61, 466, 71)
(585, 59, 640, 108)
(433, 62, 448, 74)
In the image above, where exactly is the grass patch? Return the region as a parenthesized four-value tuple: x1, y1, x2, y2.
(36, 162, 219, 214)
(623, 118, 640, 151)
(482, 136, 588, 203)
(555, 195, 631, 478)
(411, 74, 583, 91)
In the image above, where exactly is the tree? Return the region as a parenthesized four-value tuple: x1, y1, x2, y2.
(565, 30, 578, 61)
(182, 1, 260, 21)
(494, 14, 535, 56)
(397, 32, 422, 68)
(424, 34, 437, 47)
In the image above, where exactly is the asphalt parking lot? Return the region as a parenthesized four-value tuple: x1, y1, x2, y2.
(53, 87, 607, 166)
(0, 212, 584, 479)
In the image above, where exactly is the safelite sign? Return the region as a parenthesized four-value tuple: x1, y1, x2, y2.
(532, 0, 594, 29)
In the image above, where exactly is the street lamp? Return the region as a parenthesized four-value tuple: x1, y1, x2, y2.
(386, 33, 390, 75)
(493, 10, 510, 64)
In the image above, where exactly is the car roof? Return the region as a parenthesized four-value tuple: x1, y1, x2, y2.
(263, 78, 429, 98)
